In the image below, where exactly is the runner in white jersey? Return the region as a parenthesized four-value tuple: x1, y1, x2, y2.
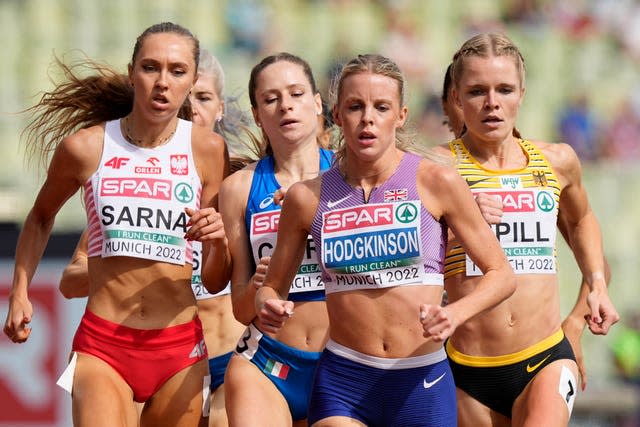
(5, 23, 230, 427)
(57, 48, 247, 427)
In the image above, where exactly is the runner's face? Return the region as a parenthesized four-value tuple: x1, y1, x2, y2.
(251, 60, 322, 147)
(190, 73, 223, 129)
(129, 32, 197, 120)
(454, 55, 524, 143)
(334, 72, 407, 162)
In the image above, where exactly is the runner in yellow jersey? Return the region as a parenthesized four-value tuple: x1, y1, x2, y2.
(433, 32, 619, 427)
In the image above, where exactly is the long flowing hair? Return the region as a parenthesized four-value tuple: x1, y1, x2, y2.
(22, 22, 199, 169)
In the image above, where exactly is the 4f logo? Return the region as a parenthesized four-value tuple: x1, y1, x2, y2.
(104, 157, 129, 169)
(189, 339, 206, 359)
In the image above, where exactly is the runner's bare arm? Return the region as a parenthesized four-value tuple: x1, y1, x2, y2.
(255, 180, 318, 333)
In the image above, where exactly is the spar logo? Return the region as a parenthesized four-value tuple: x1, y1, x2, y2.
(536, 190, 555, 212)
(251, 211, 280, 235)
(324, 204, 393, 233)
(101, 177, 172, 200)
(476, 191, 536, 213)
(174, 182, 194, 203)
(395, 202, 418, 223)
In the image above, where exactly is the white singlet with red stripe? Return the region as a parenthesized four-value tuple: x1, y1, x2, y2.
(84, 119, 200, 265)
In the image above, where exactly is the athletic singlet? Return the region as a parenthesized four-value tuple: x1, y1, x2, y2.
(310, 152, 446, 294)
(190, 241, 231, 300)
(444, 138, 560, 279)
(245, 148, 334, 302)
(84, 119, 200, 265)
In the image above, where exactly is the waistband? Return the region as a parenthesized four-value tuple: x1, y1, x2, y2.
(78, 309, 203, 350)
(326, 339, 446, 370)
(446, 328, 565, 367)
(245, 323, 322, 360)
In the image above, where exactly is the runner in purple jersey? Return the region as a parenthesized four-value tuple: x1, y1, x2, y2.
(254, 53, 516, 427)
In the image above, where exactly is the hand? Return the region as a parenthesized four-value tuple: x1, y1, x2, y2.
(420, 304, 457, 342)
(256, 297, 294, 334)
(585, 289, 620, 335)
(274, 187, 288, 206)
(185, 207, 226, 242)
(4, 291, 33, 343)
(252, 256, 271, 289)
(475, 192, 503, 225)
(562, 315, 587, 390)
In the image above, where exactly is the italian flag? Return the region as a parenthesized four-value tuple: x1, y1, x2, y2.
(264, 359, 290, 380)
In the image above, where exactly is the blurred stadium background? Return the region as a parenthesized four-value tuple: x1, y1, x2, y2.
(0, 1, 639, 426)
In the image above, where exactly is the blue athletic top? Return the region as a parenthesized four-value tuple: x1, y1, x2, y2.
(245, 148, 334, 302)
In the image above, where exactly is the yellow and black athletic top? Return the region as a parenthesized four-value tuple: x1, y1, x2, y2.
(444, 138, 561, 279)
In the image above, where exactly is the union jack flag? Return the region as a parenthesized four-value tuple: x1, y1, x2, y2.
(384, 188, 408, 202)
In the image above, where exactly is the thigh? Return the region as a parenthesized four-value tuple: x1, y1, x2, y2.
(72, 352, 139, 427)
(512, 359, 579, 427)
(209, 383, 228, 427)
(224, 355, 292, 427)
(141, 359, 210, 427)
(456, 388, 510, 427)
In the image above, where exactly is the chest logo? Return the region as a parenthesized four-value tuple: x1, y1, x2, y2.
(174, 182, 194, 203)
(327, 195, 352, 209)
(104, 156, 130, 169)
(395, 202, 418, 223)
(532, 170, 547, 186)
(171, 155, 188, 175)
(383, 188, 408, 202)
(536, 191, 555, 212)
(259, 195, 274, 209)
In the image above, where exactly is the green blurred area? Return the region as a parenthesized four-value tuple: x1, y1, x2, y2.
(0, 1, 639, 413)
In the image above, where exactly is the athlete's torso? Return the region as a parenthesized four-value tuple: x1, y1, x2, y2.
(85, 119, 200, 265)
(445, 138, 561, 279)
(311, 151, 447, 294)
(245, 148, 334, 302)
(82, 119, 203, 328)
(309, 151, 448, 357)
(444, 138, 563, 356)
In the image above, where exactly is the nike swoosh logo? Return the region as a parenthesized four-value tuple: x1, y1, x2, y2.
(526, 354, 551, 373)
(327, 195, 351, 209)
(423, 372, 446, 389)
(259, 195, 274, 209)
(465, 177, 492, 187)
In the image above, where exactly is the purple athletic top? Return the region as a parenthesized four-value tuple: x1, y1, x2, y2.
(310, 152, 447, 294)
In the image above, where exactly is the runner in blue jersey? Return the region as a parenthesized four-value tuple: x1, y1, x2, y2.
(254, 54, 516, 427)
(220, 53, 334, 427)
